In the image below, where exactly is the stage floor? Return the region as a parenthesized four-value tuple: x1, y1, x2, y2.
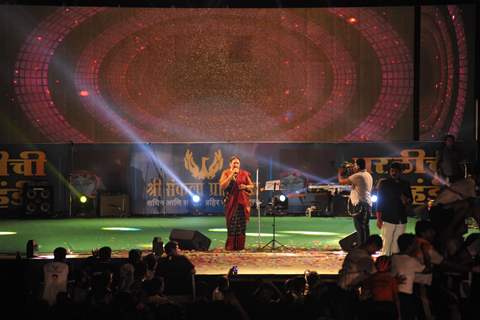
(0, 216, 418, 274)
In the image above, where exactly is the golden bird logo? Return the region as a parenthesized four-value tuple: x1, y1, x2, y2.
(184, 149, 223, 180)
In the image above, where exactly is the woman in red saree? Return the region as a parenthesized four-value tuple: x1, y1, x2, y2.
(219, 156, 254, 250)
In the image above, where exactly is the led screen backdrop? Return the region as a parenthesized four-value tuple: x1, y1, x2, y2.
(0, 5, 474, 143)
(419, 5, 475, 141)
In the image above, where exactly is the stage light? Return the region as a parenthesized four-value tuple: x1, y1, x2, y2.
(192, 194, 201, 203)
(372, 194, 378, 203)
(79, 195, 88, 203)
(273, 194, 288, 211)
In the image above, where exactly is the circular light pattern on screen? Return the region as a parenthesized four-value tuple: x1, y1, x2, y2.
(419, 6, 468, 139)
(12, 6, 468, 143)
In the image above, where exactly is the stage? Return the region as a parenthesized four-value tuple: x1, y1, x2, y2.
(0, 216, 420, 275)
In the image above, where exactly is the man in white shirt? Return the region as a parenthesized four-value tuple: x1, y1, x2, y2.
(391, 233, 425, 320)
(338, 158, 373, 246)
(42, 247, 69, 306)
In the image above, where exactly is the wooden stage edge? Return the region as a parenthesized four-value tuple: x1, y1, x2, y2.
(0, 248, 348, 276)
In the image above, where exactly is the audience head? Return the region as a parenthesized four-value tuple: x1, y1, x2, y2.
(415, 220, 436, 242)
(355, 158, 366, 171)
(374, 255, 392, 272)
(364, 234, 383, 254)
(98, 246, 112, 260)
(285, 276, 306, 295)
(164, 241, 179, 256)
(128, 249, 142, 264)
(305, 270, 320, 288)
(143, 253, 157, 270)
(397, 233, 417, 254)
(53, 247, 67, 261)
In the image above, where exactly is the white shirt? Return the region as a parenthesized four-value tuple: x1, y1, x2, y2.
(391, 254, 425, 294)
(348, 170, 373, 206)
(43, 261, 69, 305)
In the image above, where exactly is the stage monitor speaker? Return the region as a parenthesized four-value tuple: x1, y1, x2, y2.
(169, 229, 211, 251)
(339, 232, 358, 252)
(99, 194, 129, 216)
(23, 184, 53, 217)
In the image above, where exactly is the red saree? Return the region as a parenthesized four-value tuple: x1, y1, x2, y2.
(222, 169, 251, 250)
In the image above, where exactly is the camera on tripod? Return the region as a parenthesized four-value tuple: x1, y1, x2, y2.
(340, 161, 356, 178)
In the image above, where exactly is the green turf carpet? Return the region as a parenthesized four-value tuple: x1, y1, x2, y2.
(0, 216, 424, 255)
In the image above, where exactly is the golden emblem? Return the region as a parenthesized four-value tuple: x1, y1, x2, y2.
(184, 149, 223, 180)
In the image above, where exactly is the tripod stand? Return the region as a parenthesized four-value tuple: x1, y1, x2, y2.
(262, 190, 286, 250)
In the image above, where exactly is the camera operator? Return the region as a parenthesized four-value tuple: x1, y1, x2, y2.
(338, 158, 373, 247)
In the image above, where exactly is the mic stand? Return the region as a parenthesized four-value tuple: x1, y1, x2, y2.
(255, 168, 262, 248)
(261, 182, 286, 250)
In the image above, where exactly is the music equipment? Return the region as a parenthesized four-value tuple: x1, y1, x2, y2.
(23, 183, 53, 217)
(99, 194, 129, 216)
(169, 229, 211, 251)
(307, 184, 351, 195)
(305, 184, 350, 216)
(339, 232, 358, 252)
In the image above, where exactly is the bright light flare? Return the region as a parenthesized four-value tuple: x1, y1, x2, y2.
(192, 194, 201, 203)
(372, 195, 378, 203)
(280, 231, 340, 236)
(101, 227, 141, 231)
(0, 231, 17, 235)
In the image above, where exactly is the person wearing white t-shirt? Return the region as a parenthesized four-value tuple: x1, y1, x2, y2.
(42, 247, 69, 306)
(391, 233, 425, 320)
(338, 158, 373, 246)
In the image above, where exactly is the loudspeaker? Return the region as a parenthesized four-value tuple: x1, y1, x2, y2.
(23, 184, 53, 217)
(339, 232, 358, 252)
(169, 229, 211, 251)
(99, 194, 129, 216)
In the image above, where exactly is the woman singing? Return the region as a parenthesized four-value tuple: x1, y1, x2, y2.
(219, 156, 254, 250)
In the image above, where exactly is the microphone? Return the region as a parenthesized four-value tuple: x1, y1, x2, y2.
(232, 168, 239, 180)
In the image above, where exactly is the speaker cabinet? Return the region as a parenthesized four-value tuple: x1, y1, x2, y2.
(169, 229, 211, 251)
(23, 184, 53, 217)
(339, 232, 358, 252)
(99, 194, 129, 217)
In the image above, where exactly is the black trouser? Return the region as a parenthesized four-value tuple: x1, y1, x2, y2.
(352, 201, 371, 246)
